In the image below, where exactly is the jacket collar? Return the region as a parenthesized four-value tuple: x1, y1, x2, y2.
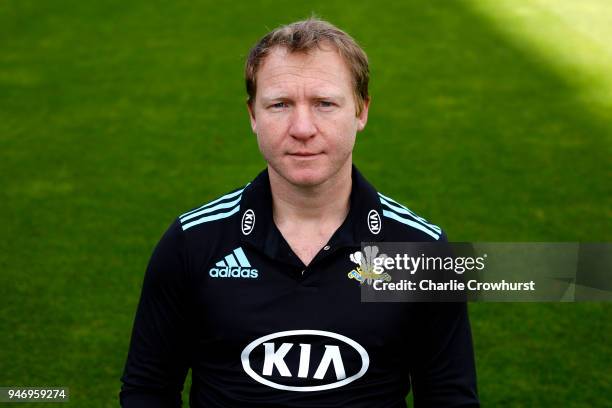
(239, 165, 384, 264)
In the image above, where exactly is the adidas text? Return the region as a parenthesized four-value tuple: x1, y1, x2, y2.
(209, 266, 259, 278)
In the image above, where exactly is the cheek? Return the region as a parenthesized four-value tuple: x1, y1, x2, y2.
(255, 120, 284, 157)
(343, 135, 357, 155)
(257, 116, 285, 139)
(330, 115, 358, 151)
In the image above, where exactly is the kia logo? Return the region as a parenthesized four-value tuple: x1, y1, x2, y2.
(242, 209, 255, 235)
(367, 209, 381, 234)
(240, 329, 369, 392)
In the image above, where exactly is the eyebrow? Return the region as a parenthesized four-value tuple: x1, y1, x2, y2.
(260, 94, 346, 104)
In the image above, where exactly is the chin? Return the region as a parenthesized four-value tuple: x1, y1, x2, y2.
(286, 169, 328, 187)
(269, 157, 347, 188)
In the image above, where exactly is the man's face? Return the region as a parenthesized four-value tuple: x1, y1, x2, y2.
(248, 44, 369, 187)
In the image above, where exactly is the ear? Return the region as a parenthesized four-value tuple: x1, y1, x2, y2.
(247, 101, 257, 134)
(356, 96, 370, 132)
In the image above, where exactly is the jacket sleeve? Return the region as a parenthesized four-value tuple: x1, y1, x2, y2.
(120, 219, 192, 407)
(409, 231, 480, 407)
(410, 301, 480, 407)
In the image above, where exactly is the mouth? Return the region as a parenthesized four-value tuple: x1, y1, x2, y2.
(288, 151, 322, 157)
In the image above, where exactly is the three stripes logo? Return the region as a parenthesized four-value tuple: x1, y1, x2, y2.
(209, 247, 259, 279)
(378, 192, 442, 240)
(179, 186, 247, 231)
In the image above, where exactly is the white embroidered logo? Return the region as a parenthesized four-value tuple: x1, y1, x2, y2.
(367, 210, 381, 235)
(241, 209, 255, 235)
(241, 330, 369, 392)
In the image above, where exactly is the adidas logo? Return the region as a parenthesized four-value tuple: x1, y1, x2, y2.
(209, 247, 258, 279)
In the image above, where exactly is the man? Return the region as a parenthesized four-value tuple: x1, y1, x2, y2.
(120, 18, 479, 407)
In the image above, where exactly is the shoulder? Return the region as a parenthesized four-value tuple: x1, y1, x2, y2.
(377, 191, 447, 242)
(177, 184, 247, 233)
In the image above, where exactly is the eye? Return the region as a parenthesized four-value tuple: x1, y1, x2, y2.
(318, 101, 335, 109)
(269, 102, 288, 109)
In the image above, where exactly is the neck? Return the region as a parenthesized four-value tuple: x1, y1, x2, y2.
(269, 163, 352, 227)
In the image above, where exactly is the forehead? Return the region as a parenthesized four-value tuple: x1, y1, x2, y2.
(256, 45, 353, 97)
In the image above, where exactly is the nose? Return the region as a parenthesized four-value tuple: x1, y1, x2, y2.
(288, 105, 317, 140)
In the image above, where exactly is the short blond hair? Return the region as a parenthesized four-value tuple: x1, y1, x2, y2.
(245, 17, 370, 116)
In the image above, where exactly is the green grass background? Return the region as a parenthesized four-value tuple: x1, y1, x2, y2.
(1, 0, 610, 406)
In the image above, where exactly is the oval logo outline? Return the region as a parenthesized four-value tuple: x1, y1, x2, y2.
(367, 209, 381, 235)
(241, 209, 255, 235)
(240, 329, 370, 392)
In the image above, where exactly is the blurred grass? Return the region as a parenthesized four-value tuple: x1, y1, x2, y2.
(0, 0, 610, 406)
